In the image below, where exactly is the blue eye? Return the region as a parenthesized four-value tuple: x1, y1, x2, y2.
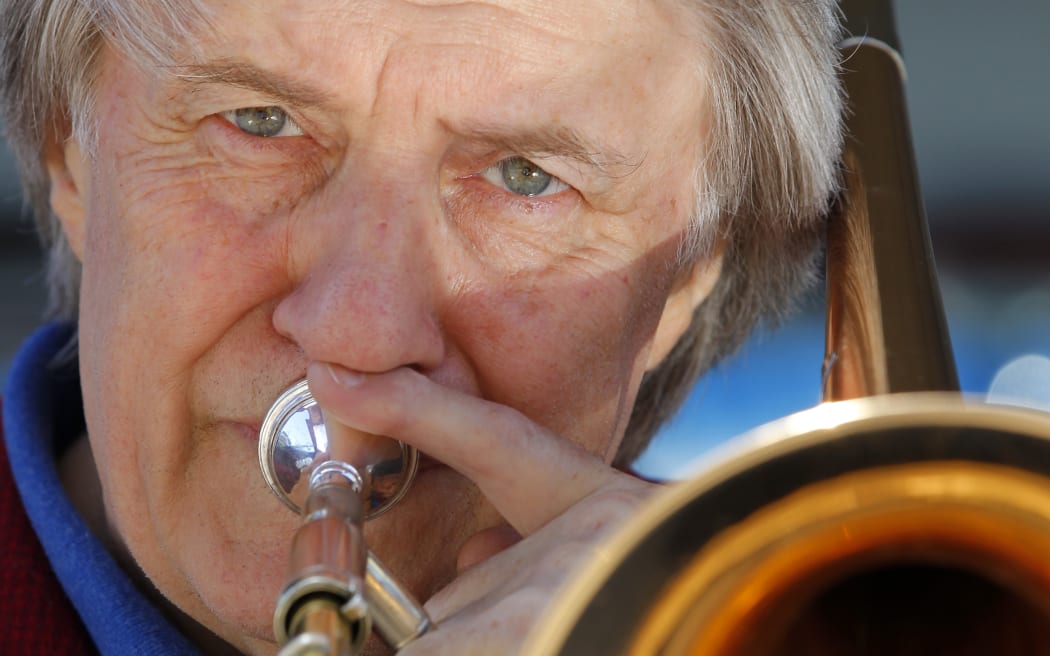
(222, 106, 304, 138)
(482, 157, 569, 197)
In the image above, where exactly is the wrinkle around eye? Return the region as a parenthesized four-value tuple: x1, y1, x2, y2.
(189, 114, 331, 218)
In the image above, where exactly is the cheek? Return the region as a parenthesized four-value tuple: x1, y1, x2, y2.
(74, 152, 297, 508)
(78, 144, 300, 373)
(447, 264, 669, 449)
(78, 108, 322, 353)
(81, 199, 280, 371)
(73, 141, 309, 635)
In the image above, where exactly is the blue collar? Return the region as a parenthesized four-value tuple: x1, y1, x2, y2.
(3, 323, 200, 655)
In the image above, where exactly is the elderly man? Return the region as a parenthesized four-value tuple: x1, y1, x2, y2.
(0, 0, 842, 654)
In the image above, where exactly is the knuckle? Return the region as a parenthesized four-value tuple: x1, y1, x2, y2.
(572, 484, 649, 534)
(587, 484, 647, 518)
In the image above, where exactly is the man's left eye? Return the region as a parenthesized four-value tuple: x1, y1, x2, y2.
(221, 106, 304, 138)
(480, 157, 570, 197)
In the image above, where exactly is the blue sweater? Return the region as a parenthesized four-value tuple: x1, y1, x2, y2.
(3, 323, 200, 655)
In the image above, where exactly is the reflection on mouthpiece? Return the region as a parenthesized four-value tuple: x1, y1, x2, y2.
(258, 379, 419, 517)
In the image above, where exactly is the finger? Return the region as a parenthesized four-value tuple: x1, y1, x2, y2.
(306, 362, 626, 535)
(400, 602, 533, 656)
(425, 487, 647, 623)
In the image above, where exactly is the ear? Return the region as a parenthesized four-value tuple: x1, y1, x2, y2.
(45, 137, 90, 259)
(645, 245, 725, 371)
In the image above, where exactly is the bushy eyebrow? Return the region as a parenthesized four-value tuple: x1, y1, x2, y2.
(170, 61, 336, 108)
(168, 61, 641, 180)
(459, 125, 642, 180)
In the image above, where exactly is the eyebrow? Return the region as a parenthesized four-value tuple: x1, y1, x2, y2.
(169, 61, 336, 109)
(459, 125, 642, 181)
(168, 61, 641, 180)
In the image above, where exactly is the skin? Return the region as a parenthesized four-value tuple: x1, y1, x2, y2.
(48, 0, 722, 653)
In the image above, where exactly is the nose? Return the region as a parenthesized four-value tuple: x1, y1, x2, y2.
(273, 169, 447, 374)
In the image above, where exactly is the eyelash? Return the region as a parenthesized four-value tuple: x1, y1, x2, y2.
(219, 106, 305, 139)
(460, 172, 576, 221)
(478, 158, 571, 200)
(206, 115, 313, 160)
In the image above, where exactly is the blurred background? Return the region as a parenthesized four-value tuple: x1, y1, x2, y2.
(634, 0, 1050, 477)
(1, 1, 1047, 477)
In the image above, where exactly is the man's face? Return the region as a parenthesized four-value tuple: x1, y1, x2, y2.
(58, 0, 708, 651)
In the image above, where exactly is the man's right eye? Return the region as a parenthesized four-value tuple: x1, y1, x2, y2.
(221, 106, 304, 138)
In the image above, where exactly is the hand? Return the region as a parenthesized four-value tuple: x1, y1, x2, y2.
(306, 362, 657, 655)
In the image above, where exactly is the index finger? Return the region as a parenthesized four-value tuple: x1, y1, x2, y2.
(306, 362, 627, 535)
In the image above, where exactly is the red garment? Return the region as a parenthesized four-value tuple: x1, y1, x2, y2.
(0, 404, 98, 654)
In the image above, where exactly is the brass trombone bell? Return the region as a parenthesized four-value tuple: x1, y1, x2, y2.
(525, 394, 1050, 655)
(525, 23, 1050, 656)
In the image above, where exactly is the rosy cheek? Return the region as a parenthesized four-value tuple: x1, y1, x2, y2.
(88, 182, 289, 372)
(446, 267, 637, 424)
(169, 202, 288, 299)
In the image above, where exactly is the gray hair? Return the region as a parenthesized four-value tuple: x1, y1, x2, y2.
(1, 0, 208, 319)
(0, 1, 843, 464)
(623, 1, 843, 464)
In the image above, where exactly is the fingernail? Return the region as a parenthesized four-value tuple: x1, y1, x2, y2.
(322, 363, 365, 388)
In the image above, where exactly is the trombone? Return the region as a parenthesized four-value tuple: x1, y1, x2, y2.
(526, 3, 1050, 654)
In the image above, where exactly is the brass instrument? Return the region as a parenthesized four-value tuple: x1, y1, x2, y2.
(255, 3, 1050, 655)
(525, 6, 1050, 656)
(258, 380, 431, 655)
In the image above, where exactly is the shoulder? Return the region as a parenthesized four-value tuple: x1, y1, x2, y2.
(0, 408, 97, 655)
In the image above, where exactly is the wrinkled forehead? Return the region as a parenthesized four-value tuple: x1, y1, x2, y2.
(207, 0, 681, 35)
(105, 0, 705, 165)
(97, 0, 707, 211)
(135, 0, 697, 53)
(110, 0, 699, 94)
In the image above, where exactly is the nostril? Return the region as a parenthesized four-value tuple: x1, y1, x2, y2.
(270, 295, 300, 345)
(271, 298, 448, 375)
